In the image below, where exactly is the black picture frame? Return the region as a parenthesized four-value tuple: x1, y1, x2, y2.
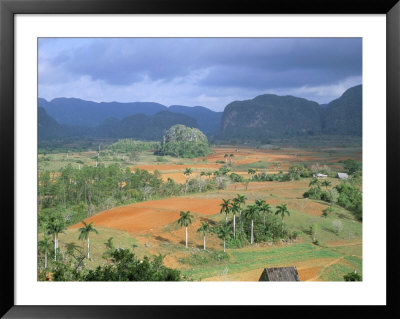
(1, 0, 399, 317)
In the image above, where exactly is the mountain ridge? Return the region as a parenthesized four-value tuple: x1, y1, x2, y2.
(38, 84, 362, 142)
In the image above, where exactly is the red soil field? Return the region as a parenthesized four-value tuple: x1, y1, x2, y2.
(69, 197, 222, 234)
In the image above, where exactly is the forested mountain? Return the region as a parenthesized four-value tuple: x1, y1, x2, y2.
(218, 94, 322, 140)
(169, 105, 222, 134)
(38, 98, 221, 134)
(38, 108, 198, 141)
(321, 85, 362, 136)
(217, 85, 362, 140)
(38, 107, 65, 140)
(95, 111, 198, 140)
(38, 98, 167, 127)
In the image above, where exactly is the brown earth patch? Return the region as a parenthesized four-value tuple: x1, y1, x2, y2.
(69, 197, 223, 235)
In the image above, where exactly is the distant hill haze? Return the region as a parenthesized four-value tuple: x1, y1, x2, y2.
(38, 108, 198, 141)
(38, 97, 222, 135)
(38, 85, 362, 142)
(217, 84, 362, 139)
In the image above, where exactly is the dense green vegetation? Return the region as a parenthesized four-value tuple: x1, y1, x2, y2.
(38, 233, 183, 281)
(155, 124, 211, 158)
(38, 164, 181, 228)
(301, 159, 362, 220)
(202, 196, 295, 250)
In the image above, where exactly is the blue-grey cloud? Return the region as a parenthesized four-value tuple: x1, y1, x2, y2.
(38, 38, 362, 109)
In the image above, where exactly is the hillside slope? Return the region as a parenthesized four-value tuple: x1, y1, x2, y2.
(321, 85, 362, 136)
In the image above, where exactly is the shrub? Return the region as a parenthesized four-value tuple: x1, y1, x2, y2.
(322, 206, 334, 218)
(310, 223, 318, 242)
(332, 219, 343, 234)
(340, 159, 362, 175)
(343, 271, 362, 281)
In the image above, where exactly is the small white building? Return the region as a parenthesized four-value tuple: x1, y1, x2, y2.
(313, 173, 328, 178)
(337, 172, 349, 179)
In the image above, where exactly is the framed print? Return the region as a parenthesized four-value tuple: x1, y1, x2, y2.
(1, 0, 399, 317)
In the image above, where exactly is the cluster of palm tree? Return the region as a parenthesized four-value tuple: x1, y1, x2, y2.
(224, 153, 234, 165)
(39, 219, 99, 270)
(309, 177, 331, 194)
(218, 195, 290, 245)
(176, 195, 291, 252)
(248, 168, 257, 180)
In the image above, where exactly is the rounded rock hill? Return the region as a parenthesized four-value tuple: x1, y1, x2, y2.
(156, 124, 211, 158)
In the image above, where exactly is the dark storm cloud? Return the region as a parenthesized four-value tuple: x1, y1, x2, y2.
(38, 38, 362, 108)
(42, 38, 362, 88)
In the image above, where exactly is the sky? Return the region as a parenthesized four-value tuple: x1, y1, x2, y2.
(38, 38, 362, 112)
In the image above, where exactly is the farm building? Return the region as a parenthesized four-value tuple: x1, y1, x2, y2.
(313, 173, 327, 178)
(337, 172, 349, 179)
(259, 266, 300, 281)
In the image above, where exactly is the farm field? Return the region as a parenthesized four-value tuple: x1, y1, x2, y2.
(55, 144, 363, 281)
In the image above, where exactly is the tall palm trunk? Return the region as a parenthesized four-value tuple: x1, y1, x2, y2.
(54, 234, 57, 261)
(185, 227, 188, 248)
(45, 251, 47, 268)
(225, 215, 228, 224)
(87, 236, 90, 259)
(233, 215, 236, 239)
(251, 219, 254, 244)
(203, 236, 206, 250)
(223, 240, 226, 252)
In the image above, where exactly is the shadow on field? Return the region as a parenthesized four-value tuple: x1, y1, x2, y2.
(154, 236, 171, 242)
(200, 217, 217, 225)
(321, 226, 337, 235)
(336, 212, 352, 220)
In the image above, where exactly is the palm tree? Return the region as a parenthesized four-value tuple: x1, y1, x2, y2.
(78, 221, 99, 259)
(234, 194, 247, 213)
(104, 237, 114, 250)
(248, 168, 256, 180)
(224, 153, 229, 163)
(183, 168, 192, 194)
(321, 180, 331, 190)
(219, 199, 231, 224)
(309, 178, 321, 195)
(65, 242, 82, 256)
(230, 202, 240, 239)
(200, 171, 206, 180)
(102, 237, 115, 259)
(178, 211, 193, 248)
(233, 194, 247, 233)
(244, 204, 260, 244)
(229, 154, 234, 165)
(46, 215, 66, 261)
(275, 203, 290, 223)
(206, 171, 212, 180)
(217, 225, 231, 252)
(197, 221, 210, 250)
(38, 235, 52, 269)
(255, 200, 272, 226)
